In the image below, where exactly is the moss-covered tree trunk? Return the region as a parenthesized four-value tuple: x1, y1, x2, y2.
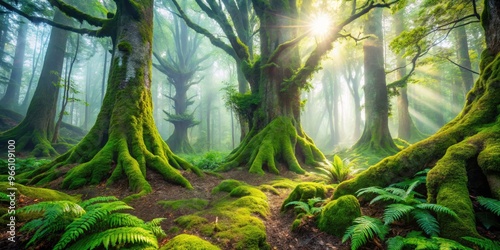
(0, 10, 70, 157)
(335, 0, 500, 241)
(455, 26, 475, 92)
(352, 8, 398, 154)
(0, 20, 27, 111)
(220, 1, 327, 174)
(28, 0, 199, 198)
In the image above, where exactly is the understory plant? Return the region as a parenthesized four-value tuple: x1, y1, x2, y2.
(19, 196, 165, 249)
(315, 155, 356, 184)
(386, 231, 471, 250)
(285, 197, 325, 231)
(342, 216, 389, 250)
(356, 171, 456, 236)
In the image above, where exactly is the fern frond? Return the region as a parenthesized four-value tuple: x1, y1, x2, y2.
(415, 203, 457, 217)
(386, 236, 406, 250)
(369, 193, 405, 205)
(307, 197, 324, 207)
(477, 196, 500, 216)
(384, 187, 407, 198)
(356, 186, 405, 204)
(107, 213, 145, 228)
(383, 203, 414, 225)
(342, 216, 388, 250)
(462, 237, 500, 250)
(79, 196, 119, 209)
(405, 180, 422, 197)
(54, 201, 133, 250)
(65, 227, 158, 250)
(432, 237, 472, 250)
(285, 201, 312, 214)
(18, 201, 84, 217)
(411, 209, 439, 236)
(0, 192, 10, 201)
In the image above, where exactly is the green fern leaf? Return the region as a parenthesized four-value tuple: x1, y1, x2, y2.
(342, 216, 388, 250)
(477, 196, 500, 216)
(79, 196, 119, 209)
(415, 203, 457, 217)
(65, 227, 158, 250)
(383, 203, 415, 225)
(386, 236, 406, 250)
(411, 209, 439, 236)
(432, 237, 472, 250)
(285, 201, 312, 214)
(462, 237, 500, 250)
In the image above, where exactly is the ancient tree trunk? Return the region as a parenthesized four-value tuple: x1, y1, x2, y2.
(0, 20, 27, 111)
(352, 8, 398, 154)
(0, 10, 70, 156)
(28, 0, 198, 198)
(335, 0, 500, 241)
(220, 1, 327, 174)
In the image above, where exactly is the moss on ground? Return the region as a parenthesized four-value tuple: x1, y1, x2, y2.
(160, 234, 220, 250)
(317, 195, 361, 236)
(172, 179, 270, 249)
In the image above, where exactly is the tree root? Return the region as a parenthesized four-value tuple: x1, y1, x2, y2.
(218, 117, 327, 175)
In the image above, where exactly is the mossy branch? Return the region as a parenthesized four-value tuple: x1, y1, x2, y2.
(47, 0, 109, 27)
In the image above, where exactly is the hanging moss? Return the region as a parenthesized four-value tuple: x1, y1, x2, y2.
(317, 195, 361, 236)
(160, 234, 220, 250)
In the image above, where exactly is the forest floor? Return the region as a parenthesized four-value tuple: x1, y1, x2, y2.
(62, 167, 351, 250)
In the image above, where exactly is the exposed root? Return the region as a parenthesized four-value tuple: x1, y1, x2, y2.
(218, 117, 327, 175)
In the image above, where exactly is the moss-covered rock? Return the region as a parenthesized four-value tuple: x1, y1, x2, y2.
(281, 182, 327, 211)
(160, 234, 220, 250)
(174, 215, 209, 229)
(317, 195, 361, 236)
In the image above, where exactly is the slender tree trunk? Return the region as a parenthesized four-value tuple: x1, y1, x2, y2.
(0, 10, 70, 156)
(0, 20, 27, 111)
(455, 26, 474, 93)
(353, 8, 398, 154)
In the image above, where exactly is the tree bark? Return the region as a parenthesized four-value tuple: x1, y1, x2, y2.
(352, 8, 398, 154)
(28, 0, 198, 199)
(0, 10, 70, 156)
(335, 0, 500, 242)
(0, 20, 27, 111)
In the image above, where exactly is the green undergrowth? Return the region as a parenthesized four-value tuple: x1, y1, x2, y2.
(170, 179, 271, 249)
(181, 151, 229, 171)
(0, 158, 52, 176)
(0, 182, 79, 203)
(160, 234, 220, 250)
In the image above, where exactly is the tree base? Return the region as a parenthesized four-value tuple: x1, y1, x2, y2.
(218, 117, 327, 175)
(334, 50, 500, 242)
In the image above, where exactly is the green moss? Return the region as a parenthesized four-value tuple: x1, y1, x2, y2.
(160, 234, 220, 250)
(258, 184, 280, 195)
(317, 195, 361, 236)
(158, 198, 209, 211)
(281, 182, 327, 211)
(175, 215, 208, 229)
(211, 179, 245, 194)
(117, 41, 132, 53)
(220, 117, 324, 175)
(230, 185, 267, 200)
(0, 182, 79, 202)
(269, 178, 298, 189)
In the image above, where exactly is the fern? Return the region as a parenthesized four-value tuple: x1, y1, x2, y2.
(462, 237, 500, 250)
(383, 203, 414, 225)
(387, 231, 471, 250)
(342, 216, 389, 250)
(477, 196, 500, 216)
(315, 155, 356, 184)
(19, 196, 166, 250)
(0, 192, 10, 201)
(65, 227, 158, 250)
(389, 169, 429, 189)
(411, 209, 440, 236)
(285, 197, 324, 215)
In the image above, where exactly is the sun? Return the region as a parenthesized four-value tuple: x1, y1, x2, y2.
(309, 13, 332, 37)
